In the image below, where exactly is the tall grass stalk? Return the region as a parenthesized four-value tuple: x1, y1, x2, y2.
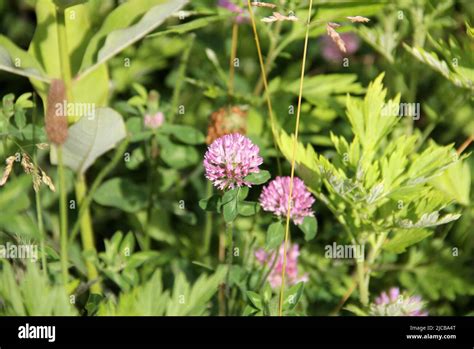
(278, 0, 314, 317)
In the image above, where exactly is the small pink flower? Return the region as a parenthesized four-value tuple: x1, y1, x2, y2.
(204, 133, 263, 190)
(371, 287, 428, 316)
(217, 0, 248, 24)
(259, 176, 315, 225)
(144, 112, 164, 130)
(255, 243, 308, 288)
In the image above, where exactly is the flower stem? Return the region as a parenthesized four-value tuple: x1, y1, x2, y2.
(75, 174, 102, 294)
(55, 5, 71, 289)
(68, 139, 129, 244)
(32, 94, 47, 276)
(57, 146, 69, 286)
(202, 180, 213, 257)
(356, 258, 368, 306)
(278, 0, 314, 317)
(225, 222, 233, 314)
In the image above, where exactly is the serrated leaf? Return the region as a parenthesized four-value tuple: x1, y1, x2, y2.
(383, 229, 433, 254)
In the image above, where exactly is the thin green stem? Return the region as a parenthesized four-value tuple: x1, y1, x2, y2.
(32, 94, 47, 276)
(75, 174, 102, 294)
(202, 180, 213, 257)
(143, 136, 158, 250)
(278, 0, 313, 317)
(55, 4, 71, 289)
(69, 138, 130, 243)
(57, 147, 69, 286)
(225, 221, 233, 314)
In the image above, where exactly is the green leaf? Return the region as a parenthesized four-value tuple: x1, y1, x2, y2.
(246, 291, 263, 310)
(383, 229, 433, 254)
(159, 141, 199, 169)
(0, 35, 49, 83)
(298, 216, 318, 241)
(283, 281, 305, 311)
(160, 124, 205, 145)
(79, 0, 188, 77)
(199, 195, 222, 212)
(28, 1, 110, 105)
(265, 221, 284, 250)
(148, 14, 232, 37)
(223, 197, 238, 223)
(244, 170, 271, 185)
(53, 0, 88, 9)
(93, 178, 148, 213)
(50, 108, 127, 174)
(430, 160, 470, 206)
(238, 201, 260, 216)
(346, 73, 401, 151)
(283, 74, 365, 104)
(344, 304, 368, 316)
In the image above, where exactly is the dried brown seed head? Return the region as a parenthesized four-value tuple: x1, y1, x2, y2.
(326, 23, 347, 53)
(0, 156, 16, 187)
(347, 16, 370, 23)
(41, 170, 56, 192)
(251, 1, 277, 9)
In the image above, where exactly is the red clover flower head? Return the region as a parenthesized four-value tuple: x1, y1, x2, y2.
(204, 133, 263, 190)
(259, 176, 315, 225)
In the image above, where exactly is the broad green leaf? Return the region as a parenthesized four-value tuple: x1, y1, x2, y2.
(93, 178, 147, 213)
(246, 291, 263, 310)
(0, 36, 49, 83)
(159, 141, 199, 169)
(50, 108, 127, 174)
(283, 281, 305, 311)
(223, 197, 238, 223)
(265, 221, 284, 250)
(53, 0, 88, 9)
(79, 0, 188, 77)
(148, 14, 232, 38)
(299, 216, 318, 241)
(238, 201, 260, 216)
(244, 170, 271, 185)
(28, 0, 109, 105)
